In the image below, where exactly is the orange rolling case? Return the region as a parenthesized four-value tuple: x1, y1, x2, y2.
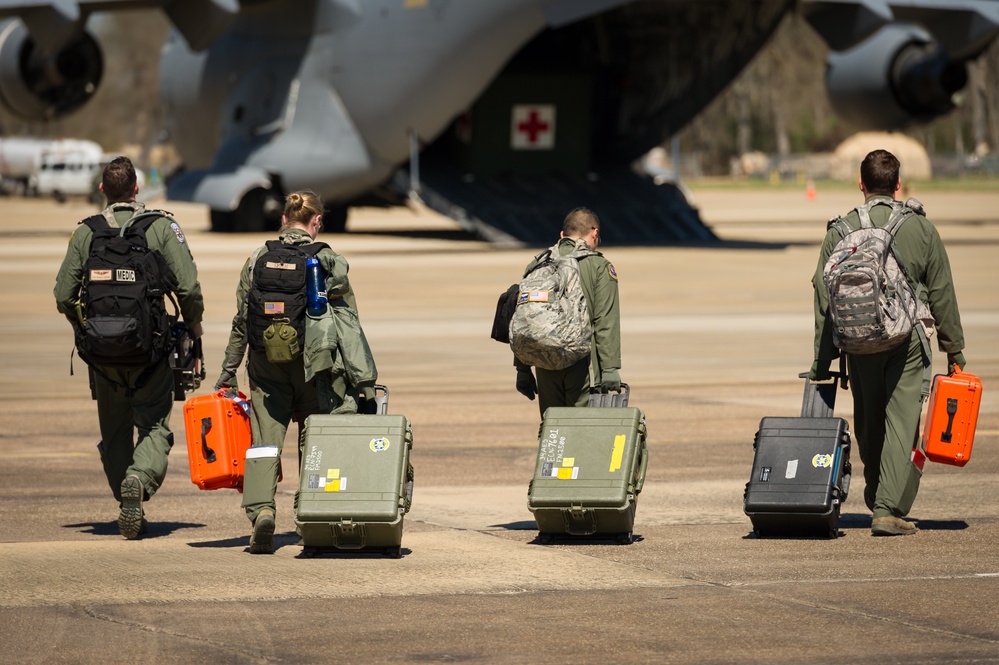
(183, 389, 252, 490)
(921, 368, 982, 467)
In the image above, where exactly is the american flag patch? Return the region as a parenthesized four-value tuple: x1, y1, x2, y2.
(264, 302, 284, 314)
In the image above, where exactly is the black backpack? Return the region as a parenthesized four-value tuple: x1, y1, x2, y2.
(490, 283, 519, 344)
(77, 212, 179, 368)
(246, 240, 329, 362)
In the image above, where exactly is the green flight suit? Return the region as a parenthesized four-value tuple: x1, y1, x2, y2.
(53, 202, 204, 502)
(520, 237, 622, 416)
(218, 228, 364, 523)
(812, 195, 964, 518)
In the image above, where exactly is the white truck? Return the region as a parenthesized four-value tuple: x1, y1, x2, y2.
(30, 139, 105, 202)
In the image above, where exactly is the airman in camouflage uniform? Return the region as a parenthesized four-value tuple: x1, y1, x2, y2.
(515, 207, 621, 417)
(810, 150, 966, 536)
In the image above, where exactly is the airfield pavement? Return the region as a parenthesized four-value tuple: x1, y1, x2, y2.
(0, 184, 997, 664)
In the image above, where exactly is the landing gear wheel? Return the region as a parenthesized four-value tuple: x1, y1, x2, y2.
(323, 204, 348, 234)
(211, 187, 283, 232)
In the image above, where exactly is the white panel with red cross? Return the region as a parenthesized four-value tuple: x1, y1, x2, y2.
(510, 104, 556, 150)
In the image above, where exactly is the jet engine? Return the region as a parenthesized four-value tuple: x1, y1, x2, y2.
(825, 23, 968, 131)
(0, 20, 103, 120)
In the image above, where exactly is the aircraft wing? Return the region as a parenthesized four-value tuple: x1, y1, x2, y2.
(802, 0, 999, 58)
(0, 0, 238, 52)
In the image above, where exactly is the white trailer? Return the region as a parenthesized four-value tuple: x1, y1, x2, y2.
(0, 137, 51, 194)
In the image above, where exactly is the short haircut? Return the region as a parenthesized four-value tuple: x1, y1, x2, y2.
(860, 149, 900, 196)
(282, 190, 324, 230)
(101, 156, 137, 202)
(562, 207, 600, 237)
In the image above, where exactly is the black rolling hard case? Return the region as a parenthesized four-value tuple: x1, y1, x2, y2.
(295, 386, 414, 558)
(744, 373, 852, 538)
(528, 385, 649, 544)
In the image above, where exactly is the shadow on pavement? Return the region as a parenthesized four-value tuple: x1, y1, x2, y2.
(65, 521, 205, 539)
(490, 521, 537, 531)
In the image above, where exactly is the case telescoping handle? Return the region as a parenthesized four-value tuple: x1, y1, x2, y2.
(374, 384, 389, 415)
(200, 417, 217, 463)
(798, 368, 847, 419)
(587, 383, 630, 408)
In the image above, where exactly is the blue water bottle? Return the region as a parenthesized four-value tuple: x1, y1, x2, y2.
(306, 257, 328, 316)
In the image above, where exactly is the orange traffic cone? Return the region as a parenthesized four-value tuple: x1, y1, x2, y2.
(805, 179, 817, 201)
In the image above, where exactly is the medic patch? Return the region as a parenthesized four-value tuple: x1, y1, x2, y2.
(170, 221, 186, 244)
(90, 269, 112, 281)
(116, 269, 136, 282)
(608, 264, 618, 280)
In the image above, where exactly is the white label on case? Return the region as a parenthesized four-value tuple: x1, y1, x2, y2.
(785, 459, 799, 479)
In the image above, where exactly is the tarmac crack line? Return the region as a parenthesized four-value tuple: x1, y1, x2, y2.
(727, 585, 999, 646)
(80, 604, 281, 664)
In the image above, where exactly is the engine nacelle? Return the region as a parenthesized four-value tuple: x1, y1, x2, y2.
(0, 19, 103, 120)
(826, 23, 968, 130)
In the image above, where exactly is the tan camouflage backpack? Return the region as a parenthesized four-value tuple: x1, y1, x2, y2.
(509, 239, 599, 370)
(823, 198, 933, 354)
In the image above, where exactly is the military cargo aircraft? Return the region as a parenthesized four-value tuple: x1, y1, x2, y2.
(0, 0, 996, 245)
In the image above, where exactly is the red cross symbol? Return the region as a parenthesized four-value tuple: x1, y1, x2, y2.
(517, 110, 550, 144)
(511, 105, 555, 150)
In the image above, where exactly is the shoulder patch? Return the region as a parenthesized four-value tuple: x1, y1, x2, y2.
(607, 264, 618, 281)
(170, 221, 186, 244)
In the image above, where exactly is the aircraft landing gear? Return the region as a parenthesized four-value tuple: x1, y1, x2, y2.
(209, 187, 283, 232)
(322, 204, 348, 234)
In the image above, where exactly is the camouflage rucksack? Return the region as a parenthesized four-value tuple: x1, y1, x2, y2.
(823, 199, 932, 354)
(509, 240, 598, 370)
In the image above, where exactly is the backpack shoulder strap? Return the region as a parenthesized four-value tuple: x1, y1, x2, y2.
(827, 216, 852, 239)
(79, 214, 112, 255)
(883, 201, 916, 236)
(856, 203, 875, 229)
(121, 211, 164, 235)
(523, 248, 554, 277)
(80, 214, 108, 234)
(304, 241, 331, 257)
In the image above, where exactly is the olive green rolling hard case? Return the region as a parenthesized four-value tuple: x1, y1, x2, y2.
(295, 413, 414, 557)
(528, 405, 648, 543)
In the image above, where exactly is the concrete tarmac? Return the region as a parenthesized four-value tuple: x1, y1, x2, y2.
(1, 187, 997, 664)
